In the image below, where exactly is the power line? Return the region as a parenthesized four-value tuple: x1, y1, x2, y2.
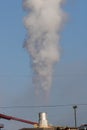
(0, 73, 87, 77)
(0, 104, 87, 109)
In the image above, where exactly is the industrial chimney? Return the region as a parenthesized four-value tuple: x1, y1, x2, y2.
(38, 112, 48, 128)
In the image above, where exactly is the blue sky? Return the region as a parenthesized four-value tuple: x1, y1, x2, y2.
(0, 0, 87, 130)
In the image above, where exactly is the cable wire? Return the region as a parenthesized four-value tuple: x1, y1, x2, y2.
(0, 104, 87, 109)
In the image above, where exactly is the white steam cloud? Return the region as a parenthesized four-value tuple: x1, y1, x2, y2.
(23, 0, 66, 94)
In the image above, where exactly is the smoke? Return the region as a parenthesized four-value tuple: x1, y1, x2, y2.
(23, 0, 66, 94)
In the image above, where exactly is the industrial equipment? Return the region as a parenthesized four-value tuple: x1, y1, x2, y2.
(0, 112, 78, 130)
(0, 113, 38, 126)
(0, 112, 49, 128)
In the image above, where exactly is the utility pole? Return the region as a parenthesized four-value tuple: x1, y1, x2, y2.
(73, 105, 77, 127)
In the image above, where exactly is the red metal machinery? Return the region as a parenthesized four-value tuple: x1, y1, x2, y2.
(0, 113, 38, 126)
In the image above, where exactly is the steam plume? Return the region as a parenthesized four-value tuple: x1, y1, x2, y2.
(23, 0, 66, 94)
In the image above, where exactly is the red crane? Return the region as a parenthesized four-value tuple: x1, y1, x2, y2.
(0, 113, 38, 126)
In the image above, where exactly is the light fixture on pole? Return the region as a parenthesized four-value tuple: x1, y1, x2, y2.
(73, 105, 77, 127)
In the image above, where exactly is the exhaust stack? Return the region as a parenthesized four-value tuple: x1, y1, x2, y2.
(39, 112, 48, 128)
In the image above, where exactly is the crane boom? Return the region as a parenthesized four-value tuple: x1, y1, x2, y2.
(0, 113, 38, 125)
